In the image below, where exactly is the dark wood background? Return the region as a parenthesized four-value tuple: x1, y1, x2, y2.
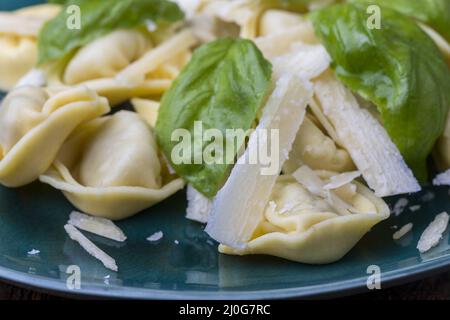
(1, 271, 449, 300)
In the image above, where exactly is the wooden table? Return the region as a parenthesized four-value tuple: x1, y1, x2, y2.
(1, 271, 449, 300)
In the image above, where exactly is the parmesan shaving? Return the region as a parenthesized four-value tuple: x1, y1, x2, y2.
(324, 171, 361, 190)
(292, 165, 325, 197)
(186, 184, 212, 224)
(64, 224, 118, 272)
(68, 211, 127, 242)
(392, 198, 409, 217)
(417, 212, 449, 253)
(293, 166, 355, 216)
(206, 74, 312, 248)
(433, 169, 450, 186)
(272, 44, 331, 80)
(147, 231, 164, 242)
(27, 249, 40, 255)
(313, 72, 420, 197)
(393, 223, 413, 240)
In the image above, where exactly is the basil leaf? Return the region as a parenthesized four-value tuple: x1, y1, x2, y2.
(350, 0, 450, 42)
(38, 0, 184, 64)
(310, 3, 450, 180)
(156, 38, 272, 198)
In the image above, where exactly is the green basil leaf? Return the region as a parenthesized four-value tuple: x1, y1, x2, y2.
(155, 38, 272, 198)
(38, 0, 184, 64)
(350, 0, 450, 42)
(310, 3, 450, 180)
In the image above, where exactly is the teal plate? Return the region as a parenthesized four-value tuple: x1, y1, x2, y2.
(1, 1, 450, 300)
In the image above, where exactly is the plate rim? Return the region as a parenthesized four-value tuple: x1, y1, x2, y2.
(1, 254, 450, 299)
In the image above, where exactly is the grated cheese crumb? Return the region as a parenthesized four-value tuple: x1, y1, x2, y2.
(146, 231, 164, 242)
(432, 170, 450, 186)
(417, 212, 449, 253)
(393, 223, 413, 240)
(27, 249, 40, 256)
(392, 198, 409, 216)
(409, 205, 421, 212)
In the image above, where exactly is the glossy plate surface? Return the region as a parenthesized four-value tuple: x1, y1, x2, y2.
(1, 0, 450, 300)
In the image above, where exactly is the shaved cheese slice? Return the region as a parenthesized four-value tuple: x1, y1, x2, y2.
(324, 171, 361, 190)
(433, 169, 450, 186)
(68, 211, 127, 242)
(64, 224, 118, 272)
(417, 212, 449, 253)
(292, 166, 354, 216)
(292, 165, 325, 197)
(326, 190, 354, 216)
(206, 74, 313, 248)
(186, 184, 212, 224)
(254, 23, 319, 59)
(147, 231, 164, 242)
(308, 98, 342, 146)
(393, 222, 413, 240)
(393, 198, 409, 216)
(272, 44, 330, 80)
(314, 72, 420, 197)
(117, 29, 198, 85)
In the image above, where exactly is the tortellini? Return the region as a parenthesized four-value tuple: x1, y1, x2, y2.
(0, 36, 37, 91)
(196, 0, 262, 39)
(0, 85, 110, 187)
(131, 98, 160, 128)
(0, 4, 60, 91)
(219, 172, 389, 264)
(63, 30, 152, 85)
(47, 29, 196, 105)
(39, 111, 185, 220)
(283, 114, 355, 174)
